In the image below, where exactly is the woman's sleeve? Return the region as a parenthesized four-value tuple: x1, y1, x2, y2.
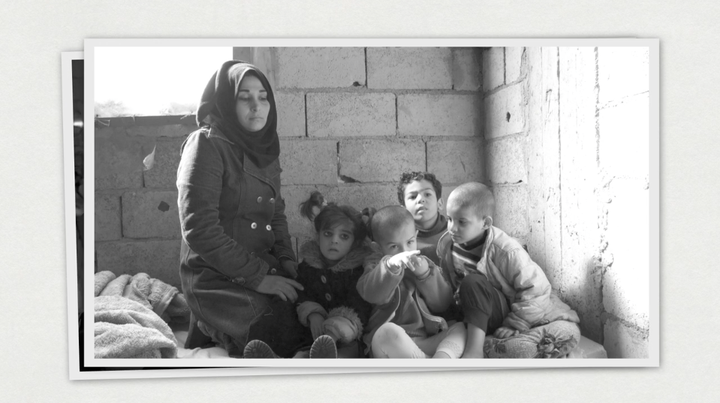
(270, 191, 296, 263)
(176, 132, 269, 290)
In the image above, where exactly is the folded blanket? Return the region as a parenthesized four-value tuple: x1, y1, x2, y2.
(94, 271, 190, 323)
(95, 295, 178, 358)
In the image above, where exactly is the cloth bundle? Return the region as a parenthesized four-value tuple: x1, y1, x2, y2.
(94, 271, 191, 359)
(94, 271, 190, 323)
(483, 320, 581, 358)
(95, 295, 178, 358)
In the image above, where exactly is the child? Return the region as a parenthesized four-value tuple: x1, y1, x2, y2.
(357, 206, 466, 358)
(437, 182, 580, 358)
(244, 201, 373, 359)
(397, 172, 447, 265)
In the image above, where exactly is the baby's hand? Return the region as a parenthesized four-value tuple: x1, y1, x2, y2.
(386, 250, 421, 273)
(406, 254, 430, 279)
(494, 326, 519, 339)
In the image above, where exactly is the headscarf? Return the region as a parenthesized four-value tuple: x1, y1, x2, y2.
(196, 60, 280, 168)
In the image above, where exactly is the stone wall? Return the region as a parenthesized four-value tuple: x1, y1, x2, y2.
(481, 46, 650, 358)
(94, 47, 485, 288)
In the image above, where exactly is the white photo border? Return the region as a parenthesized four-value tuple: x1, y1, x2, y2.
(82, 38, 660, 371)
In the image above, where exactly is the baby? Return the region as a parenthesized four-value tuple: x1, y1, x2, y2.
(357, 206, 466, 358)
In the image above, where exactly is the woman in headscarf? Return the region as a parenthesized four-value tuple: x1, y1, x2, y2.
(177, 61, 311, 358)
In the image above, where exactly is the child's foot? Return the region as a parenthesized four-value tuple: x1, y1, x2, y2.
(309, 335, 337, 359)
(243, 339, 279, 358)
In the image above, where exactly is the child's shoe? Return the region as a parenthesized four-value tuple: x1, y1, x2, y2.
(243, 339, 279, 358)
(309, 335, 337, 359)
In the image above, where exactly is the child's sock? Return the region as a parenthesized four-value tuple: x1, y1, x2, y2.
(433, 322, 467, 359)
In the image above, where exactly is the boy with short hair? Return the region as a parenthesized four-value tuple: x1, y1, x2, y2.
(397, 171, 447, 265)
(437, 182, 580, 358)
(357, 206, 466, 358)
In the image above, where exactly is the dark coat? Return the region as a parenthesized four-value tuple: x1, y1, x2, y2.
(295, 241, 374, 342)
(177, 125, 300, 357)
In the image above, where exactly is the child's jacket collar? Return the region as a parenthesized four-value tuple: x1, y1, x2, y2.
(299, 240, 372, 272)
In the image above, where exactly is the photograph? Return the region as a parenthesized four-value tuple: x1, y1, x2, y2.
(82, 39, 657, 371)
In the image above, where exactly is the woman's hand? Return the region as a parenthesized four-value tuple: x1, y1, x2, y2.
(308, 313, 325, 339)
(255, 275, 304, 302)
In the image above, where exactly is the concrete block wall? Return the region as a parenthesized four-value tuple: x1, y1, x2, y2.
(94, 116, 196, 288)
(95, 47, 485, 288)
(482, 47, 650, 358)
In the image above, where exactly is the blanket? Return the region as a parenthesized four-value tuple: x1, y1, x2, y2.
(94, 271, 190, 359)
(95, 295, 178, 358)
(94, 271, 190, 323)
(483, 320, 581, 358)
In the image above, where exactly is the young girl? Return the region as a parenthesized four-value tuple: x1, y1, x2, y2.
(244, 195, 373, 358)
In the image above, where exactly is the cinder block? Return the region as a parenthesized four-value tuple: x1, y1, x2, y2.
(427, 139, 484, 184)
(599, 93, 650, 179)
(452, 48, 481, 91)
(602, 179, 650, 328)
(526, 46, 561, 279)
(599, 47, 650, 104)
(560, 262, 604, 345)
(95, 126, 152, 190)
(127, 124, 196, 138)
(438, 184, 459, 214)
(276, 91, 305, 137)
(367, 47, 452, 89)
(276, 47, 366, 88)
(505, 47, 524, 84)
(327, 184, 400, 212)
(279, 139, 337, 185)
(492, 184, 528, 238)
(95, 194, 122, 241)
(95, 240, 182, 288)
(487, 135, 527, 184)
(121, 190, 180, 239)
(339, 139, 425, 182)
(603, 318, 649, 358)
(143, 137, 186, 189)
(484, 83, 524, 139)
(307, 92, 396, 137)
(482, 48, 504, 92)
(281, 185, 334, 240)
(398, 94, 481, 137)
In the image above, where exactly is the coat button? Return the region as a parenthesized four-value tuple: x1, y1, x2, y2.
(251, 222, 257, 229)
(270, 268, 277, 275)
(320, 275, 327, 284)
(325, 293, 332, 301)
(257, 196, 263, 203)
(269, 198, 275, 204)
(266, 225, 272, 231)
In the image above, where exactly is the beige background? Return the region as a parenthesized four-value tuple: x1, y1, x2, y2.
(0, 0, 713, 401)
